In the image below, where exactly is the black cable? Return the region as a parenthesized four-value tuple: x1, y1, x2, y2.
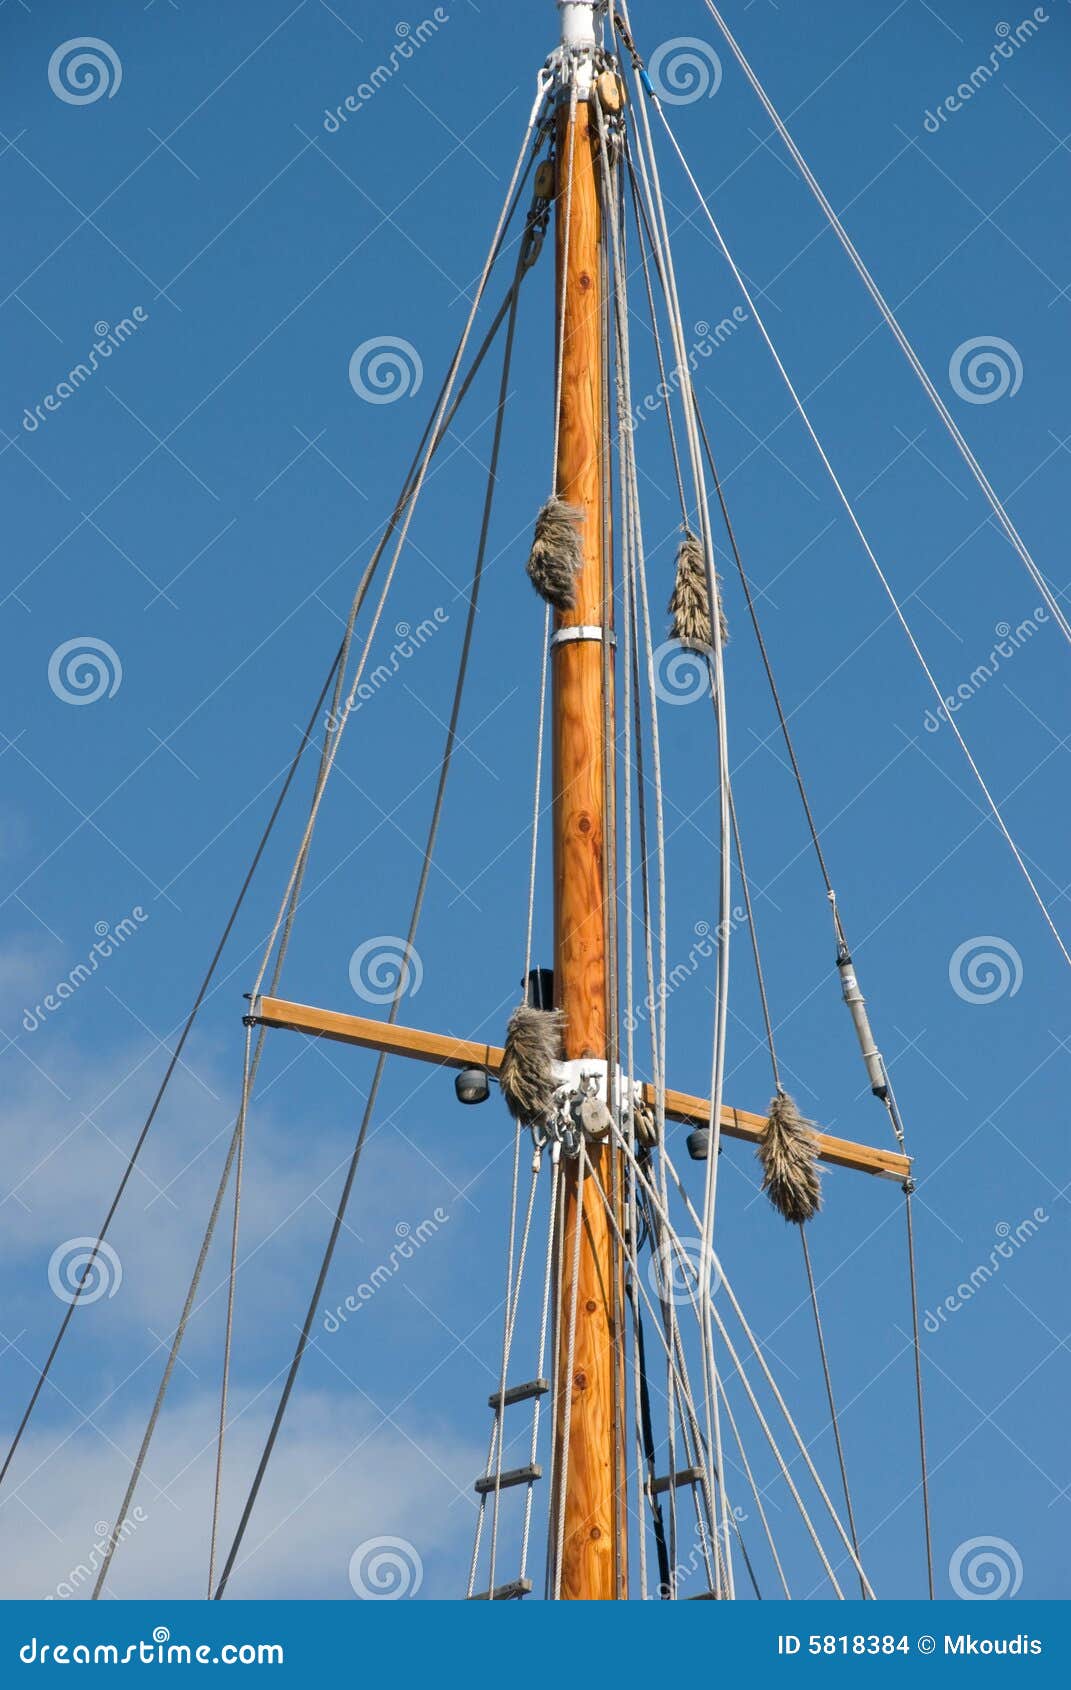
(630, 1277, 671, 1596)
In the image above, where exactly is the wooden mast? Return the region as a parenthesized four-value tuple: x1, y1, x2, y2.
(550, 1, 624, 1601)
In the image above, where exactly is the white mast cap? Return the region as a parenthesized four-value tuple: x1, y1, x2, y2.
(558, 1, 598, 51)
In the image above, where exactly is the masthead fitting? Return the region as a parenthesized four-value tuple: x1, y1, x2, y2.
(556, 0, 602, 97)
(557, 1, 600, 51)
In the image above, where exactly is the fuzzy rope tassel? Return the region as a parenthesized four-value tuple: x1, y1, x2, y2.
(498, 1004, 565, 1124)
(668, 533, 729, 648)
(757, 1092, 822, 1223)
(525, 496, 584, 611)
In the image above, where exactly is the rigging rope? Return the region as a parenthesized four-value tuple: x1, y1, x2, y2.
(89, 244, 541, 1599)
(12, 170, 544, 1518)
(692, 355, 932, 1599)
(698, 0, 1071, 650)
(91, 100, 549, 1597)
(616, 77, 735, 1592)
(520, 1145, 560, 1584)
(627, 1130, 872, 1598)
(607, 143, 683, 1584)
(212, 161, 540, 1595)
(207, 1048, 247, 1596)
(551, 1138, 586, 1601)
(0, 644, 343, 1497)
(643, 82, 1071, 975)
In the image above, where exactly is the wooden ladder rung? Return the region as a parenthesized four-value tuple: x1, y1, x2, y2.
(650, 1464, 705, 1497)
(488, 1377, 549, 1410)
(466, 1578, 534, 1601)
(474, 1463, 542, 1495)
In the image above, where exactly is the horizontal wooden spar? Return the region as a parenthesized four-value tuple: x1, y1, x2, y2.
(251, 995, 911, 1184)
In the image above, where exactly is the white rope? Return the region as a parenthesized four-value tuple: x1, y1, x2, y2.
(600, 112, 687, 1579)
(616, 257, 649, 1604)
(582, 1155, 731, 1577)
(206, 1018, 248, 1596)
(523, 605, 551, 984)
(467, 1136, 540, 1597)
(243, 74, 554, 1026)
(544, 1148, 568, 1598)
(520, 1144, 561, 1581)
(650, 1139, 877, 1598)
(618, 55, 735, 1593)
(700, 0, 1071, 649)
(647, 91, 1071, 975)
(552, 1138, 586, 1600)
(489, 1134, 529, 1590)
(617, 1133, 847, 1596)
(715, 1369, 792, 1599)
(550, 71, 579, 488)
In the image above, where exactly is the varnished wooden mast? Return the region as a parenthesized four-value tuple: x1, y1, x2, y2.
(550, 68, 624, 1599)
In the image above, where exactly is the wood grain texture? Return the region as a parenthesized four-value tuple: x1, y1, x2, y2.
(550, 97, 623, 1601)
(251, 997, 912, 1182)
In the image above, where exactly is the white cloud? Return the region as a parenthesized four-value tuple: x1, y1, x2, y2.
(2, 1388, 482, 1600)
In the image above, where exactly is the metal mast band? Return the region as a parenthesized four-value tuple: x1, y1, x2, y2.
(550, 625, 617, 649)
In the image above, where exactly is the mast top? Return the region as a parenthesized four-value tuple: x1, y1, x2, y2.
(557, 1, 600, 51)
(554, 1, 603, 97)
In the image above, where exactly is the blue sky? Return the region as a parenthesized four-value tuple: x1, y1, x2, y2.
(1, 0, 1068, 1603)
